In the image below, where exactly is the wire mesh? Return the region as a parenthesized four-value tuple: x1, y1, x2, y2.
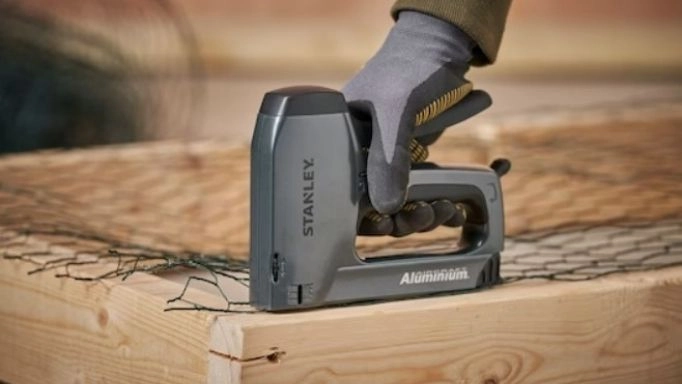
(1, 102, 682, 312)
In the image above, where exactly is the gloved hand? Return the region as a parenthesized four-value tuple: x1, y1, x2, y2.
(342, 11, 476, 236)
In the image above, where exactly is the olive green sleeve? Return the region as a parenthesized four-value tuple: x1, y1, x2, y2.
(392, 0, 512, 65)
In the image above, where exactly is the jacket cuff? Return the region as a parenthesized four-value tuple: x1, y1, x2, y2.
(391, 0, 512, 65)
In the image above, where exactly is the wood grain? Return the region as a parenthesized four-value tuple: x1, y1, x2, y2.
(0, 254, 218, 384)
(3, 251, 681, 383)
(215, 268, 682, 384)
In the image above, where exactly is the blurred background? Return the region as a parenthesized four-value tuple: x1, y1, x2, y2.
(1, 0, 681, 152)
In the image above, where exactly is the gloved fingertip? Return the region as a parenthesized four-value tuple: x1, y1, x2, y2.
(444, 203, 468, 227)
(419, 199, 456, 232)
(392, 201, 434, 237)
(391, 215, 413, 238)
(414, 131, 444, 147)
(367, 154, 411, 215)
(371, 192, 407, 215)
(366, 117, 412, 214)
(358, 212, 394, 236)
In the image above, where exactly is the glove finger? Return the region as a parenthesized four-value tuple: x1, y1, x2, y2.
(415, 131, 444, 147)
(391, 201, 435, 237)
(419, 199, 457, 232)
(444, 203, 468, 227)
(358, 211, 394, 236)
(409, 83, 474, 159)
(367, 103, 415, 215)
(413, 81, 473, 140)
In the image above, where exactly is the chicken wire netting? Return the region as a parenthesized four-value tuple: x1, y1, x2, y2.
(1, 105, 682, 312)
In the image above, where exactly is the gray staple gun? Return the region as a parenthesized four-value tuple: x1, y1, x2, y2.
(250, 86, 509, 311)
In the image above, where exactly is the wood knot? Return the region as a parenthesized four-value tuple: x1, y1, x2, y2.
(98, 308, 109, 328)
(266, 349, 286, 364)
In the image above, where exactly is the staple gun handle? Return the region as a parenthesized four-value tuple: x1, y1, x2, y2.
(405, 165, 504, 251)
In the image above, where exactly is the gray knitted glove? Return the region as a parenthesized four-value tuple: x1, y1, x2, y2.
(343, 11, 475, 236)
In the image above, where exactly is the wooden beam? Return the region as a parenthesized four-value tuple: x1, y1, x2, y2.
(0, 257, 217, 384)
(2, 253, 682, 383)
(228, 269, 682, 383)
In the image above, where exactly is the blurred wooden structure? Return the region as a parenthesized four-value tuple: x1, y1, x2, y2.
(17, 0, 682, 78)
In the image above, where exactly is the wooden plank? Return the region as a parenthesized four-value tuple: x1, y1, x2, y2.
(0, 254, 223, 384)
(2, 255, 682, 383)
(226, 268, 682, 384)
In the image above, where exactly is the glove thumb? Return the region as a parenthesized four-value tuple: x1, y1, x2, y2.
(349, 100, 414, 215)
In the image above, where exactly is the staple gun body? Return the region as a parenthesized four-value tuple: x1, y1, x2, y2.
(250, 87, 505, 311)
